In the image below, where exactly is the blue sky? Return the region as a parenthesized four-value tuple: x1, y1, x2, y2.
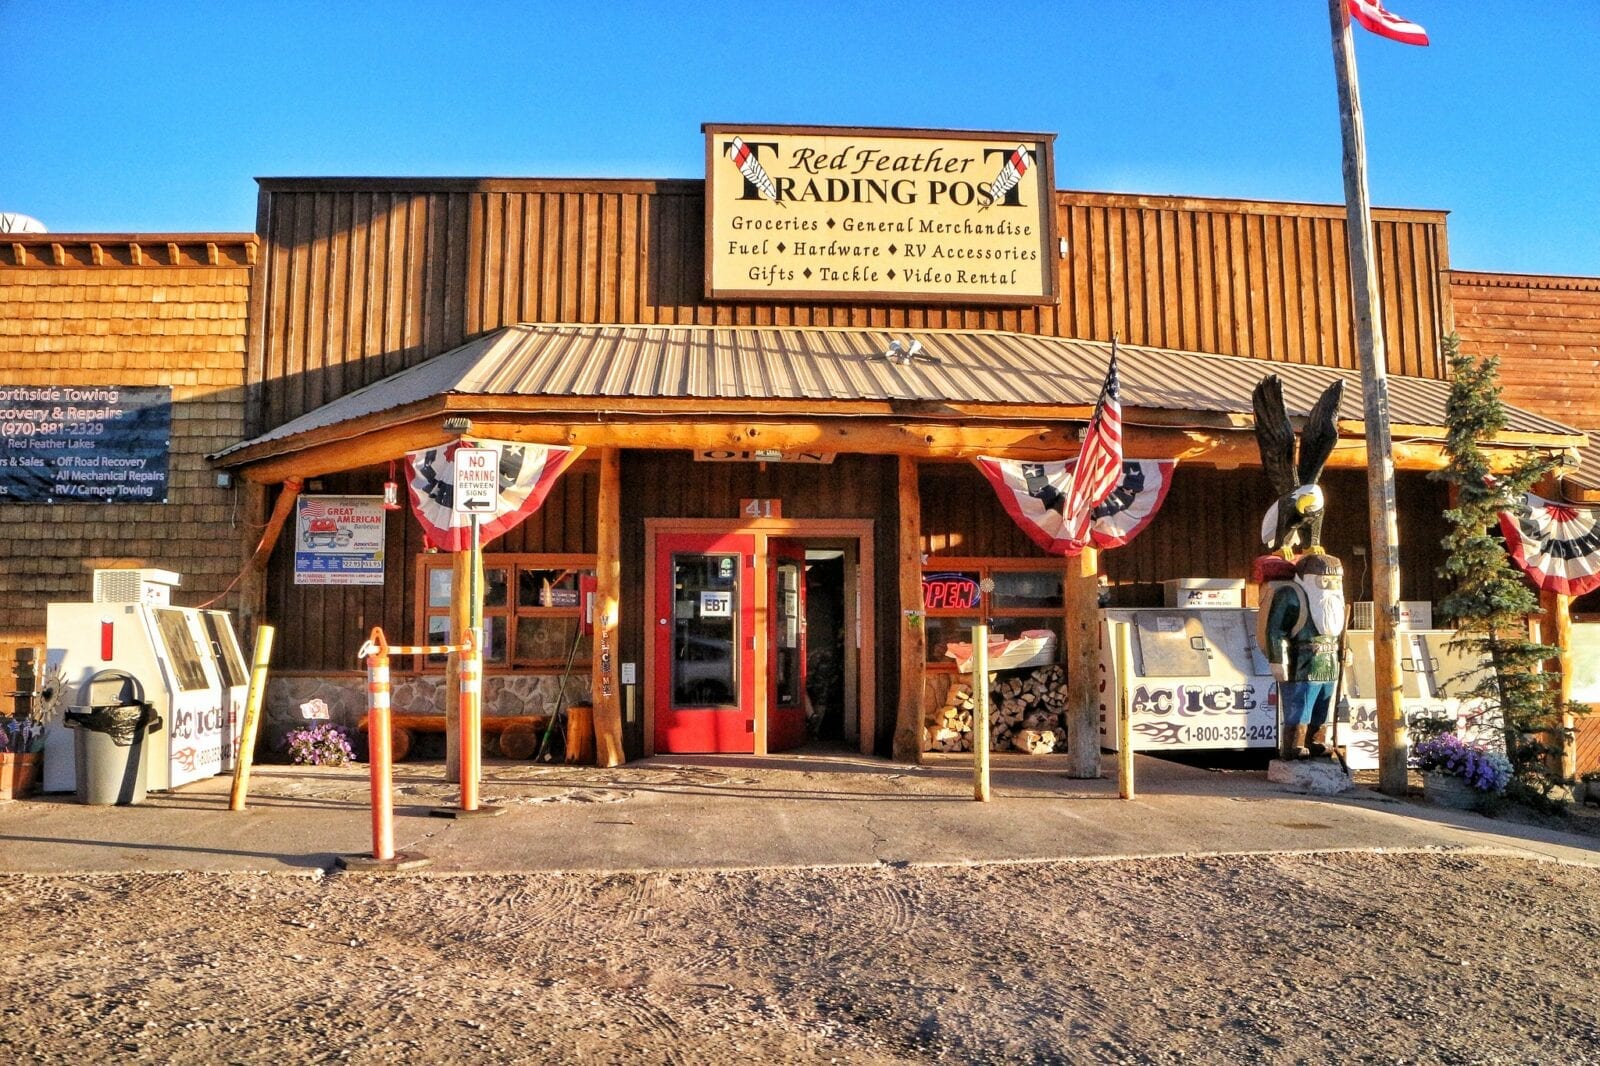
(4, 1, 1596, 277)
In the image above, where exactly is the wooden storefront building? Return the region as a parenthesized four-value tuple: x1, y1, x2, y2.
(4, 126, 1590, 768)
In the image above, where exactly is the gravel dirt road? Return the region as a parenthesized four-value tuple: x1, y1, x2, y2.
(4, 851, 1597, 1064)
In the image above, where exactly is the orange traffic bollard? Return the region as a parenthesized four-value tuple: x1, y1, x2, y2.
(459, 626, 482, 812)
(364, 627, 395, 860)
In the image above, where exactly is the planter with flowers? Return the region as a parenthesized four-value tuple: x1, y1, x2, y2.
(1412, 733, 1512, 810)
(1, 715, 45, 800)
(283, 722, 355, 767)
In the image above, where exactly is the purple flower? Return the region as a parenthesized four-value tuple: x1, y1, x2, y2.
(1412, 733, 1511, 792)
(284, 723, 354, 767)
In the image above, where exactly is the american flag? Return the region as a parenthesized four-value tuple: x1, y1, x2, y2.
(1060, 345, 1124, 543)
(1348, 0, 1428, 46)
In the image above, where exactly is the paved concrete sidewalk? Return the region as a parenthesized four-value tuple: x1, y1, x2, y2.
(1, 750, 1597, 875)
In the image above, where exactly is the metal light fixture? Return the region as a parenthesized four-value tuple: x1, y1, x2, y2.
(442, 416, 473, 435)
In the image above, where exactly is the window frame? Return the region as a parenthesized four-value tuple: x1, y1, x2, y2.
(920, 557, 1068, 672)
(414, 552, 596, 672)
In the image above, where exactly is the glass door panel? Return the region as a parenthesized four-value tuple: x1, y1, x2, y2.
(671, 552, 740, 708)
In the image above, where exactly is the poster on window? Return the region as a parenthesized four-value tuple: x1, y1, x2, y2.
(294, 495, 386, 585)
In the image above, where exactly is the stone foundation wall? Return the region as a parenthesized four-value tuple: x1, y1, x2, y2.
(264, 673, 592, 749)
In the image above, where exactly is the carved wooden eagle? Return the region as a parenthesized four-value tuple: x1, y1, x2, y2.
(1252, 374, 1345, 555)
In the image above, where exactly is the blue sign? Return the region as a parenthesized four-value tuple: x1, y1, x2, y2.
(0, 385, 171, 503)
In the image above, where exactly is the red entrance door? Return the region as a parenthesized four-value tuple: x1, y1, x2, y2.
(654, 532, 756, 753)
(768, 538, 808, 752)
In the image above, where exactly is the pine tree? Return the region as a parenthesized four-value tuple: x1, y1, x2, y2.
(1432, 332, 1564, 799)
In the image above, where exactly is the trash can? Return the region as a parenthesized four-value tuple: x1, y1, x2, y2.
(63, 670, 162, 805)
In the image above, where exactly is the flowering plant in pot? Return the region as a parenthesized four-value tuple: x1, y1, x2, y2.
(283, 723, 355, 767)
(0, 715, 46, 800)
(1412, 733, 1512, 809)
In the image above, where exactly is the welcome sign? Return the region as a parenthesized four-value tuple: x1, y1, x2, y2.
(705, 124, 1057, 304)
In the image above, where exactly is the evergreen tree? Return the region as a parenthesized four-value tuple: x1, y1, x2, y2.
(1432, 332, 1565, 799)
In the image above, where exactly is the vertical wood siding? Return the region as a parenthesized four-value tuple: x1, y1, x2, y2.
(249, 180, 1453, 433)
(1451, 271, 1600, 432)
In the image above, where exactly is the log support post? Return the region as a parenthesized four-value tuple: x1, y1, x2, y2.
(238, 478, 300, 647)
(1066, 546, 1102, 779)
(893, 456, 925, 763)
(972, 624, 990, 801)
(1540, 585, 1576, 781)
(592, 447, 625, 766)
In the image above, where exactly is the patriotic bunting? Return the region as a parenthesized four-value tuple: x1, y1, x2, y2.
(1498, 493, 1600, 597)
(1349, 0, 1429, 46)
(405, 439, 582, 552)
(975, 457, 1176, 557)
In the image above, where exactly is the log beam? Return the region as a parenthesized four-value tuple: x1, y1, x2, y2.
(228, 415, 1545, 485)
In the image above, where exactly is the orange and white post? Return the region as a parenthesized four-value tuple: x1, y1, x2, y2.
(458, 626, 483, 812)
(358, 626, 396, 861)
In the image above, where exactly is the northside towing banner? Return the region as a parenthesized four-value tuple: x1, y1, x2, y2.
(0, 384, 171, 503)
(705, 124, 1057, 304)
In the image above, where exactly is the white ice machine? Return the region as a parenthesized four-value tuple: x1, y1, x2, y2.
(1098, 608, 1278, 751)
(44, 572, 239, 793)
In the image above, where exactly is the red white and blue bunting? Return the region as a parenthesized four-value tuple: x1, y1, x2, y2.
(974, 457, 1176, 557)
(405, 440, 583, 552)
(1498, 493, 1600, 597)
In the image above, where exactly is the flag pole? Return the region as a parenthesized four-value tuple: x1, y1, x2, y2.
(1328, 0, 1408, 795)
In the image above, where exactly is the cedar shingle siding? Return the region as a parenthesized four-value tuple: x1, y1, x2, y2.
(0, 238, 255, 642)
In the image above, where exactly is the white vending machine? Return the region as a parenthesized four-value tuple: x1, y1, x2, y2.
(201, 609, 249, 771)
(1098, 608, 1279, 751)
(1340, 629, 1499, 769)
(44, 570, 231, 793)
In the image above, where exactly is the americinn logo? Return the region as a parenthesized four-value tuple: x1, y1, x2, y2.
(704, 124, 1057, 304)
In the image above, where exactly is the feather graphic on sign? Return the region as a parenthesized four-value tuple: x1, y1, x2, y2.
(728, 136, 784, 207)
(979, 144, 1031, 211)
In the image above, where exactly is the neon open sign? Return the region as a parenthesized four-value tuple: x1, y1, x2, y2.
(922, 573, 982, 611)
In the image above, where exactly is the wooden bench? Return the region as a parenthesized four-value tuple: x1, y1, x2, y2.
(356, 713, 551, 761)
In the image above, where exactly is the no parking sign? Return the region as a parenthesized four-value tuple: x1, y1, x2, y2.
(452, 447, 499, 513)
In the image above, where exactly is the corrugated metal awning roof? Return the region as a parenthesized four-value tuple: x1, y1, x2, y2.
(214, 324, 1584, 461)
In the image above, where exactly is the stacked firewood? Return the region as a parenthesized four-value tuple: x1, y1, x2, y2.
(922, 664, 1071, 754)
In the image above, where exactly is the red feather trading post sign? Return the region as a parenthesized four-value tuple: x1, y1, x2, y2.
(1348, 0, 1429, 46)
(405, 440, 583, 552)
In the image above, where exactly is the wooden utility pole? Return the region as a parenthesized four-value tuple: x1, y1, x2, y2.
(1329, 0, 1408, 794)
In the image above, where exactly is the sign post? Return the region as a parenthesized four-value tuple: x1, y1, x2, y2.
(440, 446, 504, 817)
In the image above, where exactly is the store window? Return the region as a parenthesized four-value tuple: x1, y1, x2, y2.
(921, 562, 1066, 670)
(416, 554, 594, 669)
